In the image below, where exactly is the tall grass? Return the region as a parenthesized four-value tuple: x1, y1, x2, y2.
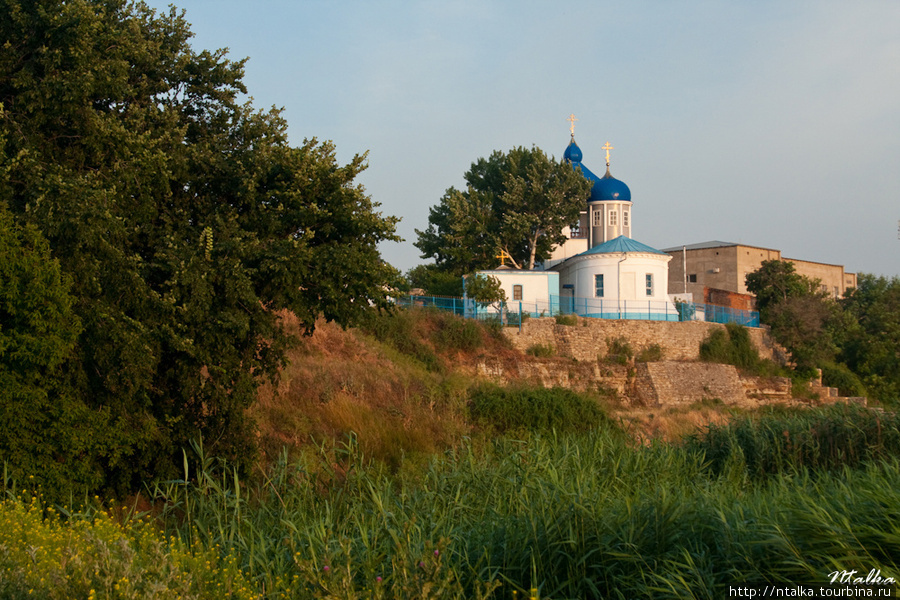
(686, 402, 900, 477)
(8, 405, 900, 599)
(145, 406, 899, 599)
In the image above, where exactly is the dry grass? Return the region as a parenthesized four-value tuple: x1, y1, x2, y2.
(617, 401, 740, 443)
(252, 314, 471, 469)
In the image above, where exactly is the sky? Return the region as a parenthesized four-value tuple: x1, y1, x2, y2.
(144, 0, 900, 278)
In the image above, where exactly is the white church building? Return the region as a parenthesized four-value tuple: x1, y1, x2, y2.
(475, 120, 679, 321)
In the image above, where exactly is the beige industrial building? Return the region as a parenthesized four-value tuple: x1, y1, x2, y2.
(663, 241, 857, 302)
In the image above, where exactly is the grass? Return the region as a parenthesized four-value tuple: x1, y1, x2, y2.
(8, 404, 900, 599)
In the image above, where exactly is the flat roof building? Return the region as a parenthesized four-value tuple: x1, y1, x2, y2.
(663, 241, 857, 302)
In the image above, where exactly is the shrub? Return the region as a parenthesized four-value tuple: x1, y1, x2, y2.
(605, 337, 634, 365)
(700, 323, 783, 376)
(468, 384, 607, 434)
(636, 344, 663, 362)
(434, 314, 483, 352)
(526, 343, 555, 357)
(554, 314, 578, 326)
(358, 310, 443, 372)
(821, 362, 867, 397)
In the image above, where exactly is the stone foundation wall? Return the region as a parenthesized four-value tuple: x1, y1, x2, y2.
(503, 317, 787, 364)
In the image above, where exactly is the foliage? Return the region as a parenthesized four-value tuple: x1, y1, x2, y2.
(685, 403, 900, 478)
(358, 309, 444, 372)
(406, 263, 465, 297)
(554, 313, 578, 326)
(464, 273, 506, 311)
(700, 323, 783, 376)
(605, 337, 634, 365)
(745, 260, 837, 371)
(838, 274, 900, 404)
(0, 494, 254, 599)
(415, 146, 593, 273)
(820, 361, 867, 397)
(526, 343, 555, 357)
(0, 0, 399, 493)
(9, 416, 896, 599)
(636, 344, 664, 362)
(0, 208, 106, 497)
(468, 384, 607, 434)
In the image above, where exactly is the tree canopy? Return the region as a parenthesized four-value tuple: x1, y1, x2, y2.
(415, 146, 592, 273)
(745, 260, 838, 373)
(0, 0, 400, 494)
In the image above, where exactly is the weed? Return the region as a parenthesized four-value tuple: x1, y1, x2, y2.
(605, 337, 634, 365)
(554, 314, 578, 326)
(526, 343, 555, 358)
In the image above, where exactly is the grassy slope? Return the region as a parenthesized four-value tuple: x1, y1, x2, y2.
(251, 309, 754, 469)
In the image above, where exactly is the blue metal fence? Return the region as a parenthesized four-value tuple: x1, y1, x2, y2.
(394, 294, 759, 327)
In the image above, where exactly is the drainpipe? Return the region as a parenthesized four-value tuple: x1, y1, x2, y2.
(617, 253, 628, 319)
(683, 245, 687, 294)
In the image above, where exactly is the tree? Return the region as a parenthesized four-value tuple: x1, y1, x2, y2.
(0, 0, 400, 492)
(745, 260, 837, 373)
(464, 273, 506, 313)
(415, 146, 592, 273)
(838, 274, 900, 404)
(406, 264, 465, 297)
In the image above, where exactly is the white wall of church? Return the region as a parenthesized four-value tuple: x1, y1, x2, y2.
(558, 254, 669, 302)
(473, 270, 559, 308)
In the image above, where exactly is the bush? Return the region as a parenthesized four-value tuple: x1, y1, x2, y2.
(434, 314, 483, 352)
(605, 337, 634, 365)
(468, 384, 607, 434)
(821, 362, 867, 397)
(700, 323, 783, 376)
(554, 314, 578, 326)
(526, 343, 555, 357)
(636, 344, 663, 362)
(358, 310, 443, 372)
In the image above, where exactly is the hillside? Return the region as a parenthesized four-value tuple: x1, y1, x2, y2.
(251, 308, 845, 467)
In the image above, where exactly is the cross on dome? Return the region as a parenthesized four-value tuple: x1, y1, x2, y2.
(566, 113, 578, 137)
(602, 141, 614, 167)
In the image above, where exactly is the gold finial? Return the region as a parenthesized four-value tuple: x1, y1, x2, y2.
(495, 249, 512, 266)
(566, 113, 578, 137)
(602, 141, 614, 166)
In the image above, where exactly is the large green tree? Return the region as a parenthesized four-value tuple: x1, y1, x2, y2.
(415, 146, 592, 273)
(838, 274, 900, 404)
(0, 0, 399, 492)
(745, 260, 838, 372)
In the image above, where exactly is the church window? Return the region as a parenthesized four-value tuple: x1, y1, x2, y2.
(645, 274, 653, 296)
(595, 274, 604, 298)
(592, 209, 602, 226)
(609, 211, 618, 227)
(623, 210, 629, 228)
(513, 285, 523, 301)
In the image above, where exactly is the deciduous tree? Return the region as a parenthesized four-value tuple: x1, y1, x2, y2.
(415, 146, 592, 273)
(0, 0, 399, 492)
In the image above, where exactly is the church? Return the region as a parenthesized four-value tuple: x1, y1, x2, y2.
(474, 117, 680, 320)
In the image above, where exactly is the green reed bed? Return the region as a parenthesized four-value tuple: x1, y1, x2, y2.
(6, 405, 900, 599)
(144, 411, 900, 600)
(685, 402, 900, 478)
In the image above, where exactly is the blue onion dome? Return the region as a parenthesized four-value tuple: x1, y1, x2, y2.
(564, 138, 583, 163)
(592, 166, 631, 202)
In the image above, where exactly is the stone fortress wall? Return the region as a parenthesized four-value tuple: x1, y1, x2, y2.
(482, 318, 857, 407)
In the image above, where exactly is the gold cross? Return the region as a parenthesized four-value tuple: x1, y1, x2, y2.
(566, 113, 578, 136)
(602, 141, 614, 166)
(495, 249, 512, 266)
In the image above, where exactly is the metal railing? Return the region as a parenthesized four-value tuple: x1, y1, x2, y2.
(394, 294, 759, 328)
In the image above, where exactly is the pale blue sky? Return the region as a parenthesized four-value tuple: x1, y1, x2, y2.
(145, 0, 900, 278)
